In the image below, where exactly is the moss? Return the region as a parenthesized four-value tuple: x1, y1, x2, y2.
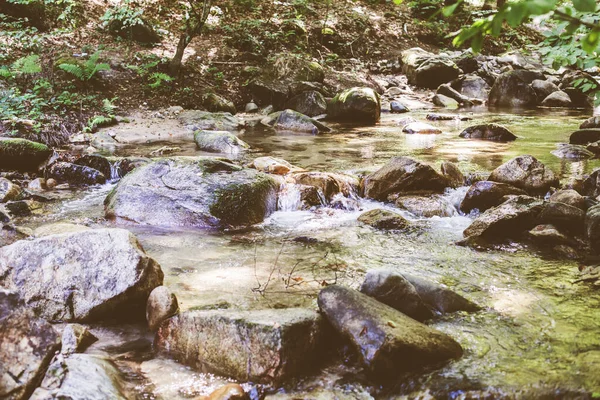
(0, 138, 52, 172)
(0, 138, 50, 155)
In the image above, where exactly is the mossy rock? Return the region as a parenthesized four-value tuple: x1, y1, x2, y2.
(327, 87, 381, 124)
(0, 138, 52, 172)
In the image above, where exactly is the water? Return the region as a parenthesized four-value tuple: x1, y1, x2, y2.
(19, 110, 600, 398)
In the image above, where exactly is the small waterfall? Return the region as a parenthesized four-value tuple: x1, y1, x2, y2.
(109, 161, 122, 182)
(277, 183, 303, 211)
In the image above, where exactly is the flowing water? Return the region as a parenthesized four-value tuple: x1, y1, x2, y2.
(21, 109, 600, 398)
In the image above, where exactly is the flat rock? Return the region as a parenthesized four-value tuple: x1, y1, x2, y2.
(178, 111, 241, 132)
(402, 122, 442, 134)
(357, 209, 411, 230)
(569, 129, 600, 145)
(460, 181, 527, 213)
(488, 155, 558, 195)
(156, 308, 325, 384)
(551, 144, 594, 160)
(395, 195, 457, 217)
(194, 130, 250, 155)
(459, 123, 517, 142)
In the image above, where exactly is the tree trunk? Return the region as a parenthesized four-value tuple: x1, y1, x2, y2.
(169, 35, 190, 76)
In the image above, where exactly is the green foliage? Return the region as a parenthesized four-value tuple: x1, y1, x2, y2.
(58, 51, 110, 82)
(100, 0, 145, 30)
(148, 72, 173, 89)
(0, 54, 41, 80)
(84, 98, 118, 133)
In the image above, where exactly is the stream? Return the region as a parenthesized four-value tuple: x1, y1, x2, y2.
(19, 109, 600, 398)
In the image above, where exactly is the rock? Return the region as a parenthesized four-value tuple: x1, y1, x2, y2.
(402, 122, 442, 134)
(106, 158, 278, 228)
(288, 81, 331, 97)
(395, 195, 457, 218)
(551, 144, 594, 160)
(580, 116, 600, 129)
(146, 286, 179, 332)
(246, 79, 289, 109)
(362, 157, 449, 201)
(4, 199, 41, 217)
(0, 307, 61, 400)
(291, 171, 358, 201)
(360, 269, 433, 321)
(0, 228, 164, 322)
(34, 223, 90, 237)
(459, 123, 517, 142)
(541, 90, 572, 107)
(528, 224, 575, 247)
(0, 178, 22, 202)
(248, 157, 299, 175)
(531, 79, 559, 100)
(0, 138, 52, 172)
(207, 384, 248, 400)
(581, 168, 600, 197)
(285, 90, 327, 117)
(569, 129, 600, 145)
(390, 101, 409, 113)
(587, 141, 600, 157)
(440, 162, 465, 188)
(111, 157, 150, 178)
(402, 274, 481, 314)
(245, 102, 259, 113)
(28, 178, 46, 191)
(460, 181, 528, 213)
(488, 70, 543, 108)
(203, 93, 236, 114)
(585, 203, 600, 253)
(317, 285, 463, 376)
(107, 18, 159, 44)
(426, 113, 471, 121)
(488, 155, 558, 195)
(539, 202, 585, 233)
(327, 87, 381, 123)
(357, 209, 411, 230)
(400, 48, 461, 89)
(436, 84, 473, 106)
(297, 185, 324, 209)
(45, 178, 56, 189)
(463, 195, 545, 240)
(30, 354, 126, 400)
(194, 130, 250, 155)
(48, 162, 106, 186)
(549, 189, 586, 210)
(156, 308, 325, 384)
(74, 155, 112, 180)
(450, 74, 490, 100)
(61, 324, 98, 355)
(271, 109, 330, 133)
(178, 110, 242, 132)
(432, 94, 459, 108)
(0, 287, 22, 319)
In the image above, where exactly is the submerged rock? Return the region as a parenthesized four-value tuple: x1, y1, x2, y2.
(156, 308, 325, 384)
(207, 384, 248, 400)
(463, 195, 545, 240)
(30, 354, 126, 400)
(569, 129, 600, 145)
(0, 138, 52, 172)
(317, 285, 463, 376)
(327, 87, 381, 123)
(0, 307, 61, 400)
(460, 181, 527, 213)
(395, 195, 457, 217)
(0, 228, 163, 322)
(105, 158, 278, 229)
(459, 123, 517, 142)
(48, 162, 107, 186)
(402, 122, 442, 134)
(146, 286, 179, 332)
(402, 274, 481, 314)
(488, 155, 558, 195)
(390, 101, 409, 113)
(362, 157, 449, 201)
(357, 209, 411, 230)
(194, 130, 250, 155)
(360, 269, 433, 321)
(551, 144, 594, 160)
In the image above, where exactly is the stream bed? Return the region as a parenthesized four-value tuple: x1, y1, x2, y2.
(20, 109, 600, 398)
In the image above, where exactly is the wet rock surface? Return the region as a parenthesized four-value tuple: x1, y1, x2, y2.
(146, 286, 179, 332)
(327, 87, 381, 123)
(488, 155, 558, 195)
(194, 130, 250, 155)
(459, 123, 517, 142)
(460, 181, 527, 213)
(48, 162, 107, 186)
(357, 209, 411, 230)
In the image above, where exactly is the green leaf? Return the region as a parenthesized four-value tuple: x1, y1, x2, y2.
(506, 4, 528, 26)
(393, 0, 403, 4)
(573, 0, 596, 12)
(582, 30, 600, 53)
(471, 32, 484, 53)
(442, 1, 461, 17)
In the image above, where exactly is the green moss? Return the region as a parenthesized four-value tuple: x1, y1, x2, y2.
(0, 138, 50, 155)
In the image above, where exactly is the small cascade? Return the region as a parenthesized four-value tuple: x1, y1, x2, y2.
(277, 183, 303, 211)
(109, 161, 122, 182)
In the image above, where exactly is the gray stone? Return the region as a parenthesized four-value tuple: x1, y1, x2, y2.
(402, 274, 481, 314)
(203, 93, 236, 114)
(539, 201, 585, 233)
(432, 94, 459, 108)
(460, 181, 528, 213)
(357, 209, 411, 230)
(271, 109, 330, 133)
(0, 178, 22, 202)
(585, 203, 600, 253)
(569, 129, 600, 145)
(582, 168, 600, 197)
(0, 228, 164, 322)
(178, 110, 242, 132)
(105, 158, 278, 229)
(488, 70, 544, 108)
(541, 90, 572, 107)
(441, 161, 465, 188)
(291, 171, 358, 201)
(285, 90, 327, 117)
(48, 162, 106, 186)
(61, 324, 98, 355)
(402, 122, 442, 134)
(528, 224, 576, 247)
(488, 155, 558, 195)
(248, 157, 299, 175)
(549, 189, 586, 210)
(551, 144, 594, 160)
(436, 84, 473, 106)
(360, 269, 433, 321)
(451, 74, 490, 100)
(459, 123, 517, 142)
(327, 87, 381, 123)
(146, 286, 179, 332)
(401, 48, 461, 89)
(156, 308, 325, 384)
(580, 116, 600, 129)
(194, 130, 250, 155)
(246, 80, 288, 109)
(74, 155, 112, 179)
(390, 101, 409, 113)
(245, 102, 259, 113)
(531, 79, 559, 100)
(395, 195, 457, 217)
(317, 285, 463, 376)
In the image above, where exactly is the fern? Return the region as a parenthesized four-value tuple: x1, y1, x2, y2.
(84, 115, 116, 132)
(102, 97, 118, 114)
(0, 68, 13, 79)
(58, 51, 110, 81)
(148, 72, 173, 89)
(58, 63, 84, 80)
(12, 54, 42, 74)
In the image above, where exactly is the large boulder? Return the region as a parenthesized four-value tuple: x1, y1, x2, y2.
(459, 123, 517, 142)
(582, 168, 600, 197)
(540, 91, 572, 108)
(202, 93, 236, 114)
(246, 80, 289, 109)
(74, 155, 112, 180)
(0, 228, 163, 322)
(460, 181, 527, 213)
(580, 116, 600, 129)
(463, 195, 545, 240)
(0, 138, 52, 172)
(585, 204, 600, 253)
(531, 79, 559, 100)
(178, 111, 241, 132)
(266, 109, 331, 134)
(395, 195, 457, 218)
(156, 308, 325, 384)
(48, 162, 107, 186)
(450, 74, 490, 100)
(362, 157, 449, 201)
(488, 155, 558, 195)
(0, 306, 61, 400)
(569, 129, 600, 145)
(194, 131, 250, 155)
(30, 354, 126, 400)
(360, 269, 433, 321)
(327, 87, 381, 124)
(549, 189, 586, 210)
(488, 70, 544, 108)
(107, 18, 160, 44)
(357, 209, 411, 230)
(105, 158, 278, 229)
(538, 202, 585, 233)
(284, 90, 327, 117)
(400, 48, 461, 89)
(317, 285, 463, 376)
